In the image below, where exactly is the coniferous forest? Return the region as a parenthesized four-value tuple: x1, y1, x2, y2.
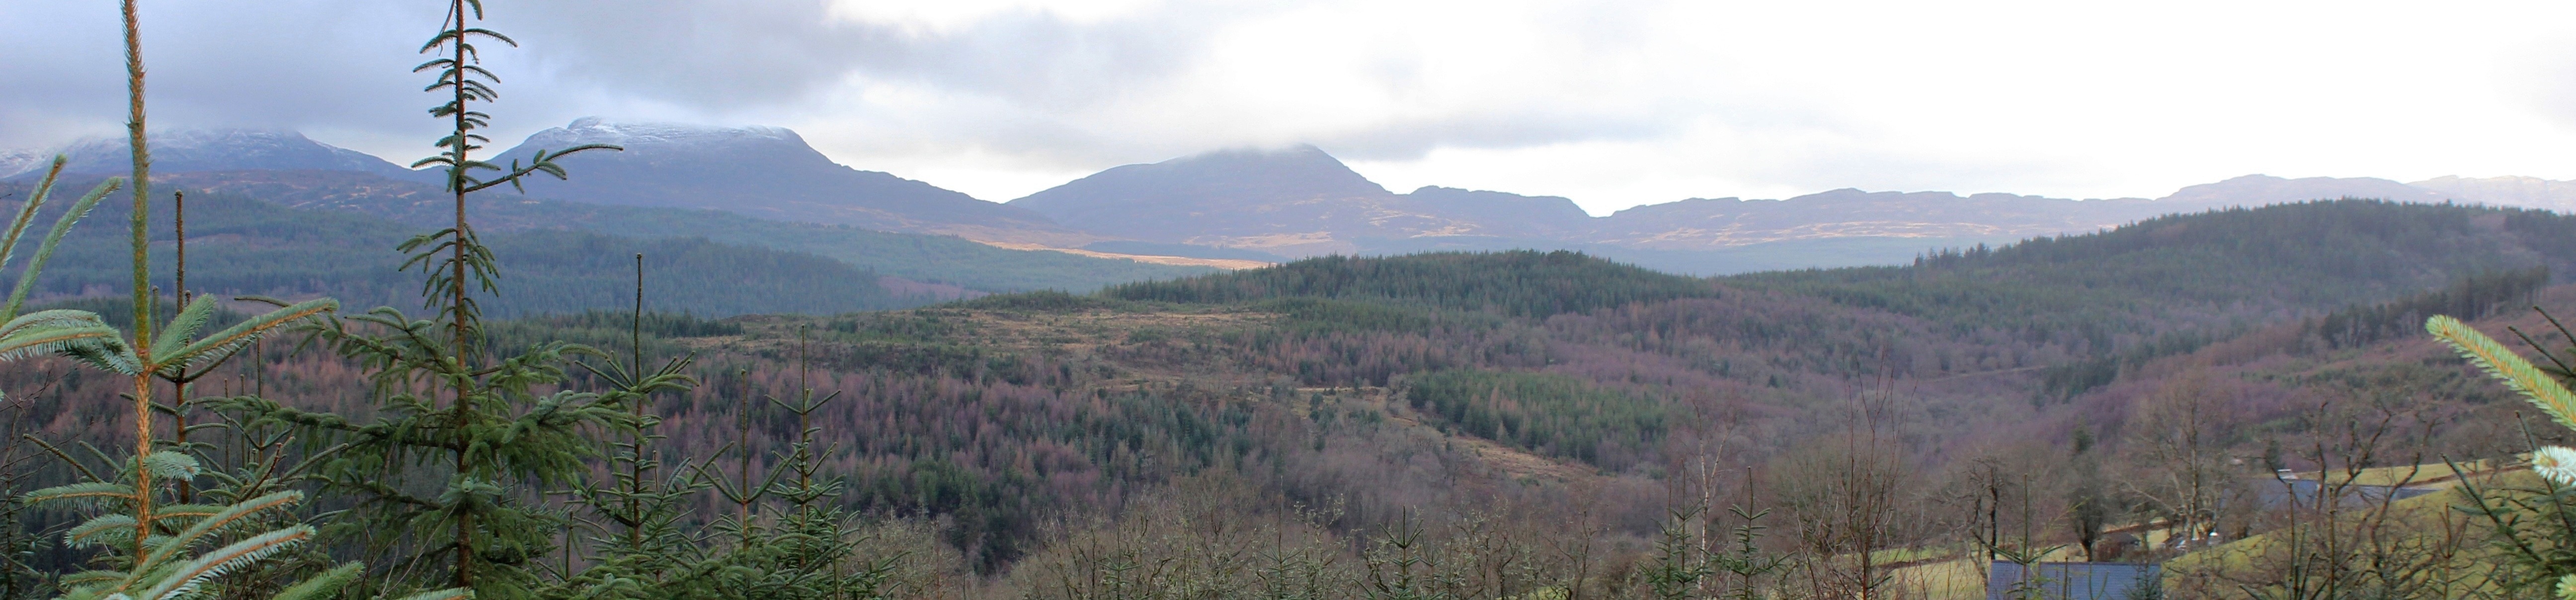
(18, 3, 2576, 600)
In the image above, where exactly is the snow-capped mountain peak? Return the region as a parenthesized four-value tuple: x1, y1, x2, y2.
(0, 149, 44, 179)
(522, 117, 803, 149)
(2, 128, 419, 180)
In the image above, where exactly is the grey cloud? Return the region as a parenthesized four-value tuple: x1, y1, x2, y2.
(1315, 110, 1676, 162)
(1, 0, 1263, 154)
(501, 0, 1234, 113)
(2, 0, 1749, 177)
(0, 0, 450, 148)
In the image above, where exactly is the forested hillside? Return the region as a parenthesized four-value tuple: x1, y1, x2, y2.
(152, 170, 1216, 292)
(6, 193, 2568, 598)
(1730, 201, 2570, 358)
(2057, 271, 2571, 466)
(1105, 250, 1721, 316)
(0, 179, 924, 316)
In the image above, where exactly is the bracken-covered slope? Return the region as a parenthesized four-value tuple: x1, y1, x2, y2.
(2041, 271, 2576, 493)
(664, 201, 2576, 567)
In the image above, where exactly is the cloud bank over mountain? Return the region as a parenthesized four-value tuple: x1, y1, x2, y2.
(13, 1, 2576, 213)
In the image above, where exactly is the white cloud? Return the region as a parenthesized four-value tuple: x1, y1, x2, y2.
(10, 0, 2576, 214)
(822, 0, 1164, 31)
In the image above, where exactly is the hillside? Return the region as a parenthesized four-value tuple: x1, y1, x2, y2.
(148, 169, 1215, 293)
(1, 128, 422, 181)
(26, 126, 2576, 281)
(1585, 188, 2169, 249)
(1104, 250, 1721, 317)
(2413, 174, 2576, 212)
(596, 202, 2576, 568)
(1004, 145, 2562, 278)
(490, 118, 1086, 244)
(1008, 145, 1438, 256)
(1403, 186, 1596, 238)
(4, 197, 2563, 590)
(2059, 271, 2576, 472)
(1005, 145, 2098, 263)
(2160, 173, 2445, 207)
(1728, 201, 2568, 350)
(8, 125, 1227, 293)
(0, 179, 936, 317)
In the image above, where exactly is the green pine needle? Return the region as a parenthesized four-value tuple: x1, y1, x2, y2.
(390, 588, 474, 600)
(265, 562, 363, 600)
(148, 294, 223, 360)
(22, 481, 137, 506)
(64, 514, 137, 549)
(5, 176, 116, 319)
(158, 298, 337, 375)
(2428, 314, 2576, 431)
(135, 525, 314, 600)
(139, 451, 201, 481)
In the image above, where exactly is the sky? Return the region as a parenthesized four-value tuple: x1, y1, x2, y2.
(8, 0, 2576, 216)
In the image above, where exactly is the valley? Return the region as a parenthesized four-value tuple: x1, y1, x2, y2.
(18, 2, 2576, 598)
(7, 121, 2576, 598)
(0, 197, 2563, 597)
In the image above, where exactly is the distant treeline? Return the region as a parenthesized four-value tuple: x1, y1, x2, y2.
(1405, 369, 1666, 467)
(1104, 250, 1720, 318)
(2311, 266, 2550, 349)
(1735, 200, 2576, 363)
(2038, 328, 2232, 401)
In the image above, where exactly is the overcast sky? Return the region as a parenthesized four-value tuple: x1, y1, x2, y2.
(8, 0, 2576, 215)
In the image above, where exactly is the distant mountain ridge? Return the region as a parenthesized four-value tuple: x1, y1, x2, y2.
(1, 129, 421, 181)
(2160, 174, 2445, 207)
(11, 121, 2576, 277)
(0, 120, 1096, 247)
(1587, 189, 2163, 249)
(1000, 147, 2212, 263)
(0, 149, 43, 179)
(1401, 186, 1594, 239)
(490, 118, 1087, 245)
(145, 169, 1214, 293)
(1008, 145, 2576, 271)
(2410, 175, 2576, 212)
(1011, 145, 1464, 255)
(0, 175, 935, 317)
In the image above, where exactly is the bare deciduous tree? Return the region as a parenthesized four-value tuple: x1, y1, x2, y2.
(1774, 388, 1918, 600)
(2125, 367, 2252, 558)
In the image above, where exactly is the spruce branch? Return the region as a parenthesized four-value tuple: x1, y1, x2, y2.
(2429, 314, 2576, 431)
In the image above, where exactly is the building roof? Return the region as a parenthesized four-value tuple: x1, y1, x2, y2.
(1989, 562, 2159, 600)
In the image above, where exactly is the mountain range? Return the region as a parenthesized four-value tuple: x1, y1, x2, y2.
(492, 118, 1087, 245)
(4, 128, 422, 180)
(7, 123, 2570, 581)
(10, 119, 2575, 280)
(1008, 147, 2572, 272)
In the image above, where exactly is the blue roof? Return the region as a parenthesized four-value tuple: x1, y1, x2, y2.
(2253, 479, 2439, 510)
(1989, 562, 2159, 600)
